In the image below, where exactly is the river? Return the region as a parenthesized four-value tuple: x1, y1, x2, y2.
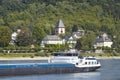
(0, 59, 119, 80)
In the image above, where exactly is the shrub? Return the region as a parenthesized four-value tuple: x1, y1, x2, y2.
(30, 55, 34, 58)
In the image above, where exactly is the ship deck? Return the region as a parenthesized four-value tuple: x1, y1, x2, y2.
(0, 63, 75, 69)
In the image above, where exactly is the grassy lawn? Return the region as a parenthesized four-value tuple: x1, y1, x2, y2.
(0, 53, 35, 58)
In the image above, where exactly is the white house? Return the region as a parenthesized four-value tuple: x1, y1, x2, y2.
(67, 36, 77, 44)
(9, 29, 21, 45)
(67, 36, 77, 48)
(41, 35, 65, 47)
(9, 32, 18, 45)
(62, 35, 77, 48)
(72, 30, 85, 39)
(94, 33, 113, 48)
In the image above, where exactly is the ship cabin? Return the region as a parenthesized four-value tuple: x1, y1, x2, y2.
(50, 52, 79, 64)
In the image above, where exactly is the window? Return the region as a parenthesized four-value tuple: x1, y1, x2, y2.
(92, 62, 94, 64)
(61, 30, 63, 33)
(76, 63, 78, 65)
(94, 62, 96, 64)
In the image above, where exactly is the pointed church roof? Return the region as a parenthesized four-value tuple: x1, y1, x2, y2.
(56, 19, 65, 28)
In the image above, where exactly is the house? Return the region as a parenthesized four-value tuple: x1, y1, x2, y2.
(63, 35, 77, 48)
(66, 36, 77, 44)
(9, 29, 21, 45)
(41, 35, 65, 47)
(67, 36, 77, 48)
(9, 32, 18, 45)
(72, 30, 85, 39)
(55, 19, 65, 35)
(94, 33, 113, 48)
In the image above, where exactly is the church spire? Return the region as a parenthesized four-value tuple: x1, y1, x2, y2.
(56, 19, 65, 28)
(55, 19, 65, 35)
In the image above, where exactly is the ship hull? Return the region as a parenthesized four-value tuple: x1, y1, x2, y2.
(0, 64, 100, 76)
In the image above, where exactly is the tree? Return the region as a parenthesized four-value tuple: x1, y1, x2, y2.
(75, 39, 82, 51)
(72, 24, 78, 32)
(33, 26, 47, 45)
(100, 26, 108, 32)
(16, 28, 33, 46)
(0, 26, 12, 47)
(81, 31, 96, 50)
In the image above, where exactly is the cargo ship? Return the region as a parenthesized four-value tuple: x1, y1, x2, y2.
(0, 50, 101, 76)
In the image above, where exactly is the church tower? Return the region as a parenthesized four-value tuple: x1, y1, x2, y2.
(55, 19, 65, 35)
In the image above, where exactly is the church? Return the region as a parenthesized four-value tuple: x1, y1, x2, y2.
(41, 19, 66, 47)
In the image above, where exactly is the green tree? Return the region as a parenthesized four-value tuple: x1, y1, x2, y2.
(81, 31, 96, 50)
(0, 26, 12, 47)
(75, 39, 82, 51)
(72, 24, 78, 32)
(33, 26, 47, 45)
(16, 28, 33, 46)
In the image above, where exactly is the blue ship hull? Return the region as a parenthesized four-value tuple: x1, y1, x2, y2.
(0, 63, 100, 76)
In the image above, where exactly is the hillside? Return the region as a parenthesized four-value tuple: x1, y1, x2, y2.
(0, 0, 120, 50)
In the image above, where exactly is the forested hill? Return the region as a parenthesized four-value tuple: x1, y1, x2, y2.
(0, 0, 120, 48)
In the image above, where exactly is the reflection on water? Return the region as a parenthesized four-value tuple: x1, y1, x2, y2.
(0, 72, 101, 80)
(68, 72, 101, 80)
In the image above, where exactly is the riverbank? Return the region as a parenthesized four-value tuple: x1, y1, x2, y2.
(96, 56, 120, 59)
(0, 57, 49, 61)
(0, 56, 120, 61)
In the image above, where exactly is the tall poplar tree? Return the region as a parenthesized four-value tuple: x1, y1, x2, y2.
(0, 26, 12, 47)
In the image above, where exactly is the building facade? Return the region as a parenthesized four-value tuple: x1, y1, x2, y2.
(9, 32, 18, 45)
(94, 33, 113, 48)
(72, 30, 85, 39)
(41, 35, 65, 47)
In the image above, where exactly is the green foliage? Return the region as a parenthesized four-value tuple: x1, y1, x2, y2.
(0, 26, 12, 47)
(0, 53, 35, 57)
(72, 24, 78, 32)
(34, 52, 51, 57)
(33, 25, 47, 45)
(75, 39, 82, 50)
(16, 27, 33, 46)
(44, 44, 68, 52)
(0, 0, 120, 51)
(80, 31, 96, 50)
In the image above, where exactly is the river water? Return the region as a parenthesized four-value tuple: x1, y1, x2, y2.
(0, 59, 119, 80)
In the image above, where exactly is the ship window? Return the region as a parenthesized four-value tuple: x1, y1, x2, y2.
(97, 62, 99, 64)
(67, 53, 72, 56)
(85, 62, 87, 64)
(76, 63, 78, 65)
(92, 62, 94, 64)
(94, 62, 96, 64)
(80, 60, 82, 63)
